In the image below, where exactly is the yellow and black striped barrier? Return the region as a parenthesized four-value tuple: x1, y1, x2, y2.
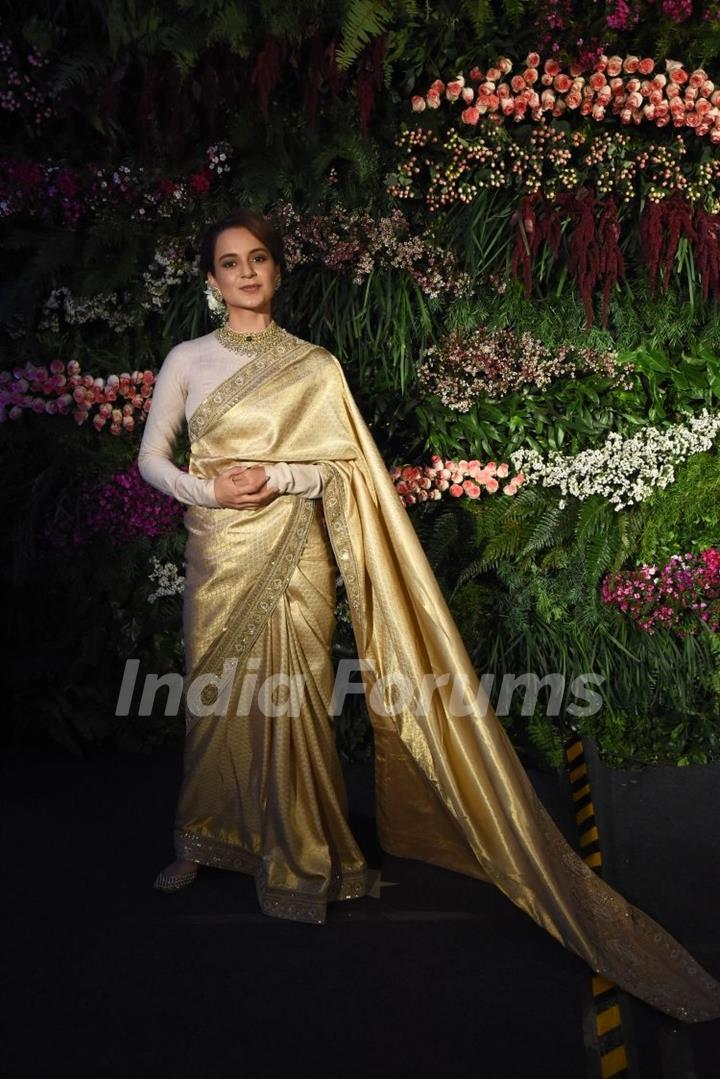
(565, 738, 630, 1079)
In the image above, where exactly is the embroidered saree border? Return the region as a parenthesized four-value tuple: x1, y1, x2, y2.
(189, 496, 316, 702)
(187, 330, 311, 443)
(174, 828, 370, 924)
(316, 462, 364, 624)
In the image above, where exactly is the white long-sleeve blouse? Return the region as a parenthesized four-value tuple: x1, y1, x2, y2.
(137, 332, 324, 507)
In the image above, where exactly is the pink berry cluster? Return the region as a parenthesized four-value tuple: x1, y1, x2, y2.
(0, 358, 155, 433)
(601, 548, 720, 636)
(390, 455, 526, 506)
(412, 52, 720, 143)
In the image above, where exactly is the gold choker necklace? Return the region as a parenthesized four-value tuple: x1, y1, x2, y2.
(215, 319, 284, 355)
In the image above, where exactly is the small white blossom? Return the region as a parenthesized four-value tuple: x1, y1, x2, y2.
(147, 557, 185, 603)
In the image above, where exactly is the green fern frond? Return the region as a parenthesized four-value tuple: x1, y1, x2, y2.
(53, 52, 107, 93)
(422, 508, 459, 570)
(521, 502, 564, 555)
(501, 0, 527, 25)
(476, 520, 525, 567)
(336, 0, 395, 72)
(459, 0, 494, 38)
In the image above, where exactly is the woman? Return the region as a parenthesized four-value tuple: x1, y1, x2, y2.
(138, 208, 720, 1023)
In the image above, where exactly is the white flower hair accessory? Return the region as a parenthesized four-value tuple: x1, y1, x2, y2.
(204, 281, 225, 313)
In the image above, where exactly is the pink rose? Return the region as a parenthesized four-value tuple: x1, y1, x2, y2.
(638, 58, 655, 75)
(411, 96, 426, 112)
(462, 480, 481, 498)
(606, 57, 623, 78)
(496, 462, 509, 478)
(553, 73, 572, 93)
(449, 484, 464, 498)
(544, 59, 561, 77)
(461, 106, 480, 125)
(485, 478, 499, 493)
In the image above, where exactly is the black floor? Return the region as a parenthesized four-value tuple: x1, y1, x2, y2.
(3, 740, 719, 1078)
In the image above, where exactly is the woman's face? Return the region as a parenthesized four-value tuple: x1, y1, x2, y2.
(207, 226, 277, 314)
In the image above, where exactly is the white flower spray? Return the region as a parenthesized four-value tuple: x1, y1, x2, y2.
(510, 409, 720, 510)
(147, 557, 185, 603)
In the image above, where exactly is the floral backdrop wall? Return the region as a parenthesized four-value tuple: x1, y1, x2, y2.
(2, 0, 720, 768)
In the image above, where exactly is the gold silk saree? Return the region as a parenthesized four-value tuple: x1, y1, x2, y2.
(173, 322, 720, 1023)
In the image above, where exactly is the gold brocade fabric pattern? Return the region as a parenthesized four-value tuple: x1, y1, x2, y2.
(173, 324, 720, 1019)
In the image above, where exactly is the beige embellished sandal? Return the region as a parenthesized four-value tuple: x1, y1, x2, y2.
(153, 863, 200, 893)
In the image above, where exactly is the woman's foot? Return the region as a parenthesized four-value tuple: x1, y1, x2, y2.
(153, 857, 200, 892)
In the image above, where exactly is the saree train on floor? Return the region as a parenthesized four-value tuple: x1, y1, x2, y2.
(171, 322, 720, 1023)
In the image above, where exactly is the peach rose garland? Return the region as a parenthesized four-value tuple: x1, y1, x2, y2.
(391, 456, 526, 506)
(0, 358, 154, 433)
(411, 52, 720, 143)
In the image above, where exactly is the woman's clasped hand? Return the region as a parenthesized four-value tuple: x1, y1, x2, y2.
(213, 464, 279, 509)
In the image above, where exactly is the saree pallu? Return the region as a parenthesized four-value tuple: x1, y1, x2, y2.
(173, 325, 720, 1022)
